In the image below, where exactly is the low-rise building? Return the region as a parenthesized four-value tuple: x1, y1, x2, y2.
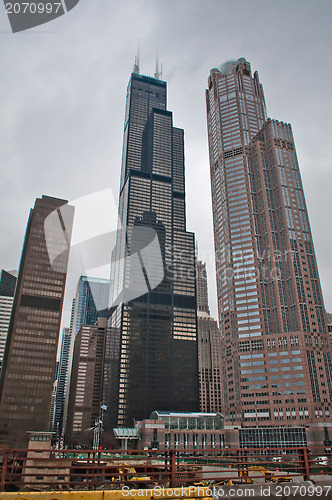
(23, 432, 71, 487)
(136, 411, 224, 450)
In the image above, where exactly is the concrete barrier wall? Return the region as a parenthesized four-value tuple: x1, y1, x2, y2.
(2, 482, 332, 500)
(0, 486, 212, 500)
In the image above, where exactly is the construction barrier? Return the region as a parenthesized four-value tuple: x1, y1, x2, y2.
(0, 486, 212, 500)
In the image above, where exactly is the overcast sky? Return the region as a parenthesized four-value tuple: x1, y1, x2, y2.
(1, 0, 332, 323)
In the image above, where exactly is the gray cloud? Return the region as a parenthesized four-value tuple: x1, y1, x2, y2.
(1, 0, 332, 321)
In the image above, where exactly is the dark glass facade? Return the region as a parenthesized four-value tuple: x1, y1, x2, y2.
(71, 276, 110, 339)
(0, 270, 17, 297)
(0, 196, 74, 447)
(239, 427, 307, 449)
(104, 73, 199, 428)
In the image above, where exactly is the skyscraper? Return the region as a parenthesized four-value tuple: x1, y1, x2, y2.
(66, 317, 107, 447)
(0, 196, 74, 447)
(51, 327, 71, 437)
(70, 276, 110, 339)
(196, 260, 223, 413)
(104, 70, 199, 428)
(206, 58, 332, 446)
(57, 275, 110, 438)
(0, 270, 17, 370)
(0, 270, 17, 297)
(49, 360, 59, 433)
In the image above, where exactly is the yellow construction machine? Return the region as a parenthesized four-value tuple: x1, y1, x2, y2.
(248, 465, 292, 483)
(111, 462, 154, 487)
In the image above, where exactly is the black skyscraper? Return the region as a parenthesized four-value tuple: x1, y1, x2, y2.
(0, 270, 17, 297)
(104, 71, 199, 428)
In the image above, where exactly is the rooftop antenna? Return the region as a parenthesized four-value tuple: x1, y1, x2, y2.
(133, 39, 140, 74)
(154, 54, 161, 80)
(154, 55, 163, 80)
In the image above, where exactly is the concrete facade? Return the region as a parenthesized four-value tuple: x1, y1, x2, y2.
(66, 317, 107, 447)
(196, 261, 223, 413)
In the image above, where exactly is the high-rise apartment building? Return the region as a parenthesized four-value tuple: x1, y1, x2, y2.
(206, 58, 332, 446)
(0, 196, 74, 447)
(65, 317, 107, 447)
(0, 270, 17, 370)
(196, 260, 223, 413)
(104, 70, 199, 428)
(54, 276, 109, 438)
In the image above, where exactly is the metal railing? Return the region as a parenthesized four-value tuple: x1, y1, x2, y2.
(0, 446, 331, 491)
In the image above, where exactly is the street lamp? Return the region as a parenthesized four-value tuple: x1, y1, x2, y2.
(91, 404, 108, 450)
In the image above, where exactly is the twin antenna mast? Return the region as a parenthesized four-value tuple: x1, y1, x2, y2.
(133, 41, 163, 80)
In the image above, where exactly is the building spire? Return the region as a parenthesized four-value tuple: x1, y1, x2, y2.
(154, 54, 162, 80)
(133, 39, 140, 74)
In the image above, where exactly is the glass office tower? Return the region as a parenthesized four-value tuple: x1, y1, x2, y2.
(0, 196, 74, 447)
(206, 58, 332, 445)
(70, 276, 110, 339)
(104, 72, 199, 428)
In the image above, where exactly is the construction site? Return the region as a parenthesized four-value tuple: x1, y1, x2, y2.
(1, 445, 332, 493)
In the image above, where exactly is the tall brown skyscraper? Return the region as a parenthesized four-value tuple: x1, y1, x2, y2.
(196, 260, 223, 413)
(0, 196, 74, 447)
(206, 58, 332, 447)
(65, 317, 107, 447)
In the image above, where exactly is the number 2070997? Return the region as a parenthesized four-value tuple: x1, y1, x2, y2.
(5, 2, 62, 14)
